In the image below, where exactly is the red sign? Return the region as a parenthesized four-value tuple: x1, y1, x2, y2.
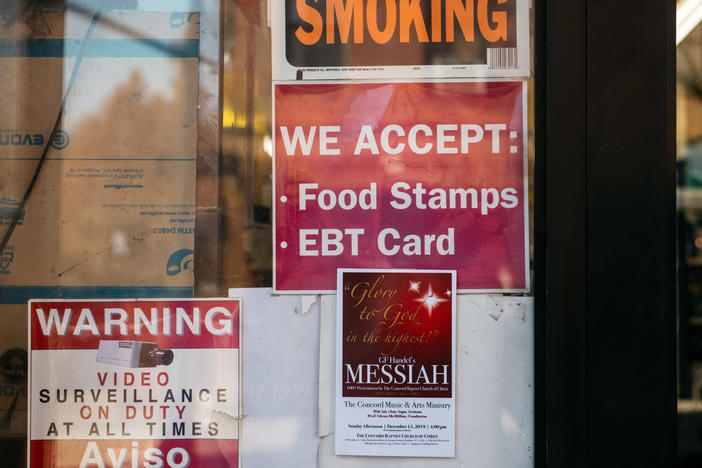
(30, 439, 238, 468)
(274, 81, 528, 292)
(340, 271, 453, 398)
(30, 300, 239, 350)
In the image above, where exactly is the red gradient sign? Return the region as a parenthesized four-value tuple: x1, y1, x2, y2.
(30, 300, 239, 350)
(341, 271, 453, 398)
(29, 439, 238, 468)
(274, 81, 528, 293)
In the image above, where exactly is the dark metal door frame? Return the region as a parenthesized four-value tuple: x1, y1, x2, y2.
(535, 0, 677, 466)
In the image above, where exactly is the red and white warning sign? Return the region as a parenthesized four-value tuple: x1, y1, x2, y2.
(28, 298, 241, 468)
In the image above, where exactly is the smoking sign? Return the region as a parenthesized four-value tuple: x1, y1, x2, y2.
(272, 0, 531, 79)
(274, 80, 529, 293)
(28, 299, 241, 468)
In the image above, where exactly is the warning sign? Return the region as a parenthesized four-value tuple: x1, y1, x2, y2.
(28, 299, 241, 468)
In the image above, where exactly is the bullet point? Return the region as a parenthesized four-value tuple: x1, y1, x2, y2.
(510, 145, 518, 153)
(280, 195, 288, 203)
(280, 241, 288, 248)
(510, 131, 518, 139)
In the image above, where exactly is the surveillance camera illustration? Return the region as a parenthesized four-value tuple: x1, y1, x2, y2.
(96, 340, 174, 368)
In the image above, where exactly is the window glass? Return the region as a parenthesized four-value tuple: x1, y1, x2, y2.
(0, 1, 535, 466)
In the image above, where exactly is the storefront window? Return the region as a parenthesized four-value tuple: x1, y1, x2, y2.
(0, 1, 535, 466)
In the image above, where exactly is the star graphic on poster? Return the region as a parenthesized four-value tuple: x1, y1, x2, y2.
(445, 289, 452, 297)
(408, 280, 421, 292)
(415, 284, 449, 316)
